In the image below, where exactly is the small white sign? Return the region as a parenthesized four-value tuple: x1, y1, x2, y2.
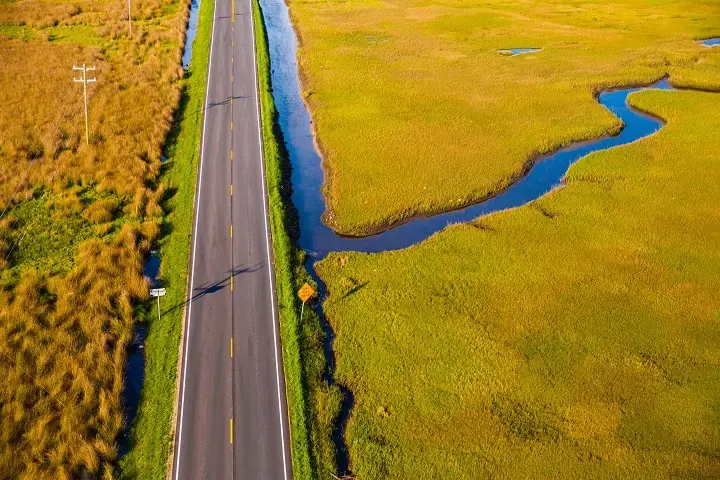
(150, 288, 167, 297)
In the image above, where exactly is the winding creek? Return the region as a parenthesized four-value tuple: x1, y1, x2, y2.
(259, 0, 718, 473)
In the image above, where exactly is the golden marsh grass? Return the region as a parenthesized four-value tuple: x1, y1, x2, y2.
(0, 0, 188, 476)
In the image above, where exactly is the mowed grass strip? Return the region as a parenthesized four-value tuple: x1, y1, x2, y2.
(317, 88, 720, 478)
(287, 0, 720, 235)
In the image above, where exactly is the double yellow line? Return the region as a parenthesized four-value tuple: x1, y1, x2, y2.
(229, 0, 235, 450)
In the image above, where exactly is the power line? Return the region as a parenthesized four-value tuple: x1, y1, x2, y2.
(73, 64, 96, 146)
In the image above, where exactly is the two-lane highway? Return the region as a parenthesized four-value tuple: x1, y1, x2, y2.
(172, 0, 292, 477)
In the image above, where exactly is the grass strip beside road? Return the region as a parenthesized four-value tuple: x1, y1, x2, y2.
(253, 0, 342, 477)
(118, 0, 215, 477)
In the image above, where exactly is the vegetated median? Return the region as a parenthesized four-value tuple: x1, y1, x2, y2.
(118, 0, 215, 477)
(253, 0, 342, 477)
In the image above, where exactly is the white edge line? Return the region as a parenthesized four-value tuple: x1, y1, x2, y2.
(173, 0, 218, 477)
(249, 1, 291, 479)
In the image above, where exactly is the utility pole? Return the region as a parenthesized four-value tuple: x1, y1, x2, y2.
(73, 64, 96, 145)
(127, 0, 132, 36)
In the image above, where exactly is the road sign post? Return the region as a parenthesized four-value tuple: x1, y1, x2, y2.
(150, 287, 167, 323)
(297, 282, 315, 321)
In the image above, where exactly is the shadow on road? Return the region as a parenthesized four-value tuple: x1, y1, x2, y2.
(162, 262, 264, 316)
(207, 95, 250, 110)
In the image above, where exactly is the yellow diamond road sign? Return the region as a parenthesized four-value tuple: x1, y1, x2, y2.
(298, 283, 315, 303)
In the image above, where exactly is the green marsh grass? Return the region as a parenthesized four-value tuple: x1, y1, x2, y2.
(317, 88, 720, 478)
(287, 0, 720, 235)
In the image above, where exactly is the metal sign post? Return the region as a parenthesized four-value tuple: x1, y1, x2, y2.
(150, 287, 167, 323)
(297, 282, 316, 320)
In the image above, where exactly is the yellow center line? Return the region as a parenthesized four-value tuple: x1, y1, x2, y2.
(230, 150, 234, 160)
(231, 75, 234, 83)
(230, 275, 234, 291)
(230, 418, 234, 444)
(229, 224, 233, 238)
(230, 337, 234, 358)
(230, 122, 234, 130)
(230, 184, 233, 196)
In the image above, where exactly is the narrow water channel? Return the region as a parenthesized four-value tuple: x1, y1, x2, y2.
(182, 0, 201, 69)
(118, 251, 161, 455)
(258, 0, 715, 474)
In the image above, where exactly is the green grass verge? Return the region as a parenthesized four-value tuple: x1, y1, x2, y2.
(253, 0, 341, 478)
(118, 0, 214, 476)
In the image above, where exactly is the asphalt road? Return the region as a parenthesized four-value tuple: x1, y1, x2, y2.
(172, 0, 293, 477)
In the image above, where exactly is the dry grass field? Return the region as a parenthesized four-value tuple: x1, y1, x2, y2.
(287, 0, 720, 235)
(0, 0, 188, 477)
(317, 87, 720, 479)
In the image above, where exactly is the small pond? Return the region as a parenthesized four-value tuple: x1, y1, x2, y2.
(499, 48, 542, 56)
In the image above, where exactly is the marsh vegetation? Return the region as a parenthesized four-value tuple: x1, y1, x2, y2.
(0, 0, 191, 477)
(287, 0, 720, 478)
(318, 87, 720, 478)
(287, 0, 720, 235)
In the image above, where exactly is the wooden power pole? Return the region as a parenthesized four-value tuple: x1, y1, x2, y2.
(73, 64, 96, 145)
(127, 0, 132, 36)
